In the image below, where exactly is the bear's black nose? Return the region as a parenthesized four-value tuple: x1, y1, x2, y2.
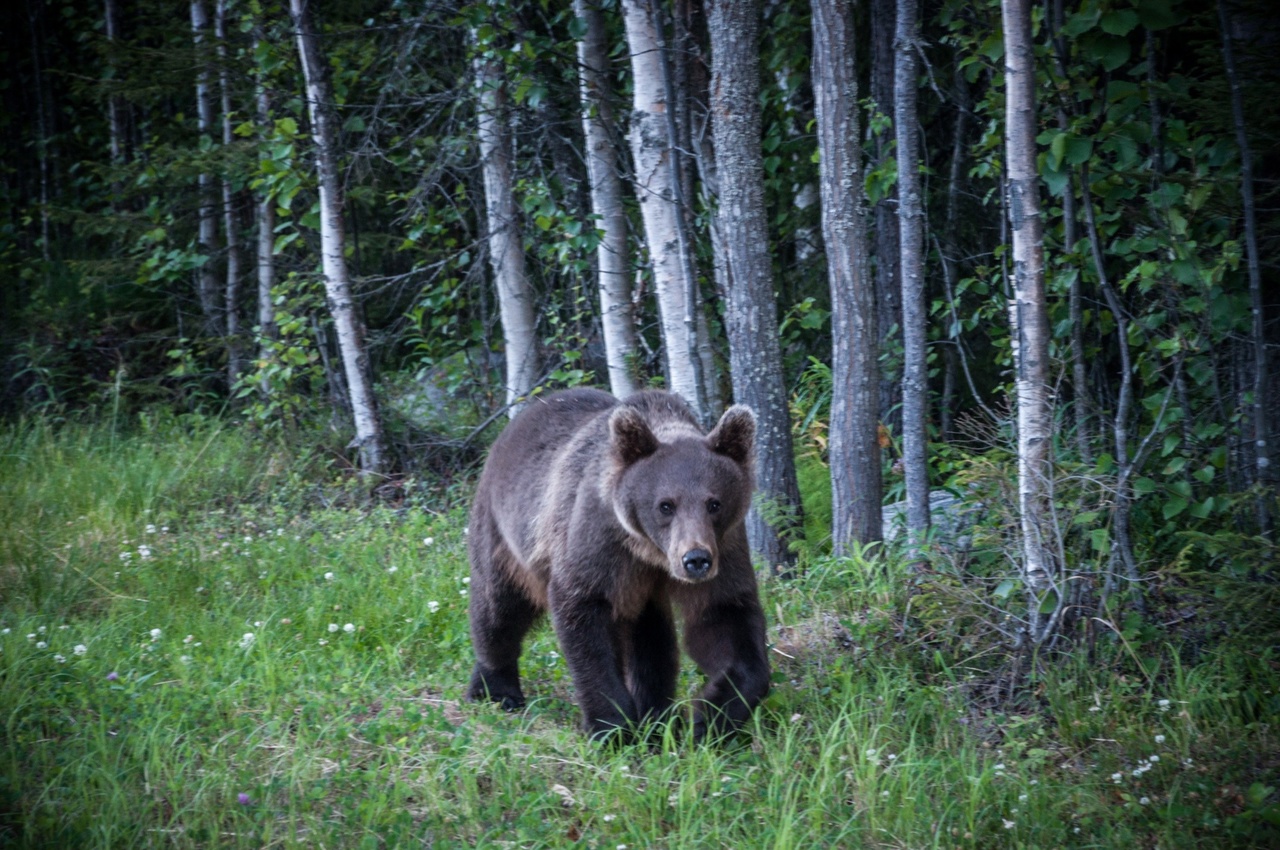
(682, 549, 712, 578)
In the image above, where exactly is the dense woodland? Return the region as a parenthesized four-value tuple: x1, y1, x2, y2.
(1, 0, 1276, 651)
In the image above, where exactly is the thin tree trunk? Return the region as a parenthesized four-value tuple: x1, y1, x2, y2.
(812, 0, 883, 551)
(621, 0, 706, 420)
(104, 0, 127, 203)
(1080, 162, 1144, 611)
(574, 0, 638, 400)
(291, 0, 388, 476)
(216, 0, 244, 386)
(26, 0, 53, 269)
(191, 0, 223, 335)
(1049, 0, 1091, 463)
(706, 0, 804, 573)
(1002, 0, 1054, 596)
(871, 0, 902, 436)
(1218, 0, 1272, 538)
(253, 29, 276, 363)
(895, 0, 930, 552)
(472, 37, 540, 416)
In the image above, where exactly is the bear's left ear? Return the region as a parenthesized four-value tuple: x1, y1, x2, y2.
(610, 406, 659, 465)
(707, 405, 756, 467)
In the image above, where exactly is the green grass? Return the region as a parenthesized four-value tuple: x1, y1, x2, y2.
(1, 419, 1277, 848)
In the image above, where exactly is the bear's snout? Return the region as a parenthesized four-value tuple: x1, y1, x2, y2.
(682, 548, 714, 580)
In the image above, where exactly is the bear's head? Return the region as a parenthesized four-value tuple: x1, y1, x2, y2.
(608, 403, 756, 583)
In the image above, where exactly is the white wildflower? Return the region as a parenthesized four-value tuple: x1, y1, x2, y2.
(239, 633, 255, 649)
(324, 572, 335, 581)
(74, 644, 87, 656)
(1139, 796, 1150, 806)
(343, 623, 355, 634)
(54, 654, 66, 663)
(427, 601, 440, 613)
(36, 641, 47, 650)
(150, 628, 162, 640)
(1155, 734, 1166, 744)
(329, 623, 340, 633)
(423, 537, 434, 546)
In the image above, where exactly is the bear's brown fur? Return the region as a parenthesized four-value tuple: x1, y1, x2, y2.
(465, 388, 770, 740)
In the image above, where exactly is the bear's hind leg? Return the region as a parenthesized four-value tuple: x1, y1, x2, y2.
(624, 598, 679, 725)
(466, 543, 540, 711)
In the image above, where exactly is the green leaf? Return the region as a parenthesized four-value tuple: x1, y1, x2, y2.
(994, 579, 1016, 600)
(1189, 498, 1214, 519)
(1136, 0, 1183, 30)
(1162, 496, 1188, 520)
(1100, 9, 1139, 36)
(1038, 591, 1060, 614)
(1133, 477, 1157, 496)
(1193, 465, 1215, 484)
(1062, 7, 1101, 37)
(1064, 135, 1093, 166)
(1090, 528, 1112, 555)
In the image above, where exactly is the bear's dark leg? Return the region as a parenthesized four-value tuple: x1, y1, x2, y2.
(624, 598, 679, 725)
(549, 581, 637, 740)
(683, 597, 770, 741)
(466, 541, 539, 711)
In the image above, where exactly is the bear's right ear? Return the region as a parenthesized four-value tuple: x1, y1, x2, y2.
(610, 407, 659, 465)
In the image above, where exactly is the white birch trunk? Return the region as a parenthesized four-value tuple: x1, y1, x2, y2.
(104, 0, 126, 202)
(216, 0, 244, 385)
(291, 0, 388, 476)
(472, 41, 539, 416)
(895, 0, 930, 552)
(191, 0, 222, 333)
(574, 0, 638, 400)
(253, 29, 276, 360)
(812, 0, 884, 550)
(620, 0, 704, 418)
(1002, 0, 1054, 593)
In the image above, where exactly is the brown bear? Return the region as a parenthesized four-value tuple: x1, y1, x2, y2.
(465, 387, 770, 741)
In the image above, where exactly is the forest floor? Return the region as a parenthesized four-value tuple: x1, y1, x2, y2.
(1, 416, 1277, 848)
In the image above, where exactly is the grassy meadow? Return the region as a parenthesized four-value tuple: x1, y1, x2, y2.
(1, 416, 1277, 848)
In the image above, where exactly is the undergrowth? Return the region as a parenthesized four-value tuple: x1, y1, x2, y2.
(1, 418, 1276, 848)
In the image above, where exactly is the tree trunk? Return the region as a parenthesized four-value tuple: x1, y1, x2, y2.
(895, 0, 930, 553)
(253, 29, 276, 363)
(472, 36, 540, 416)
(621, 0, 706, 420)
(191, 0, 222, 336)
(1002, 0, 1054, 596)
(1218, 0, 1272, 538)
(216, 0, 244, 386)
(291, 0, 389, 477)
(574, 0, 638, 400)
(104, 0, 127, 202)
(812, 0, 883, 551)
(871, 0, 902, 436)
(706, 0, 804, 574)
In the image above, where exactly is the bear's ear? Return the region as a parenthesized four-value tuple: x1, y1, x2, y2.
(707, 405, 756, 467)
(610, 406, 659, 465)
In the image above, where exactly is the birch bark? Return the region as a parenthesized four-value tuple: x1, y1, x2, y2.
(574, 0, 638, 400)
(1002, 0, 1054, 593)
(620, 0, 705, 418)
(216, 0, 244, 385)
(191, 0, 223, 334)
(291, 0, 388, 476)
(895, 0, 930, 552)
(472, 38, 539, 415)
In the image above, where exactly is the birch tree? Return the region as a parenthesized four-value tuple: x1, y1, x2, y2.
(574, 0, 637, 400)
(706, 0, 804, 572)
(895, 0, 929, 552)
(216, 0, 244, 385)
(191, 0, 222, 334)
(620, 0, 706, 420)
(1002, 0, 1054, 594)
(812, 0, 883, 551)
(290, 0, 389, 476)
(253, 27, 276, 360)
(103, 0, 126, 203)
(472, 32, 539, 415)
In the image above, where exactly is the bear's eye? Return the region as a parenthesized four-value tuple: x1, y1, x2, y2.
(707, 499, 722, 514)
(658, 500, 676, 516)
